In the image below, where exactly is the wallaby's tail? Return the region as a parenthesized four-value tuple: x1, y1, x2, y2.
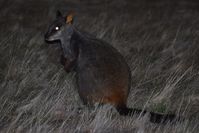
(116, 106, 177, 123)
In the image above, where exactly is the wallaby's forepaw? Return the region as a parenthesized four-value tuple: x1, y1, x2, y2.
(60, 54, 66, 66)
(60, 54, 75, 72)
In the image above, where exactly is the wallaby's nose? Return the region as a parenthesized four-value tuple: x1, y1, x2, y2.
(44, 33, 47, 39)
(44, 34, 49, 42)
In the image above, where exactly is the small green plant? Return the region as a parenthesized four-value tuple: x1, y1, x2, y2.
(151, 101, 168, 114)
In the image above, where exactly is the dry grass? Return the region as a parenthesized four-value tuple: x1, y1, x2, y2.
(0, 0, 199, 132)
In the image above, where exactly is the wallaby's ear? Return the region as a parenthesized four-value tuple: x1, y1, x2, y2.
(66, 12, 75, 24)
(56, 10, 63, 18)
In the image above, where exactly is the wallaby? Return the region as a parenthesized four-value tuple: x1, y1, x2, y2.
(44, 11, 177, 123)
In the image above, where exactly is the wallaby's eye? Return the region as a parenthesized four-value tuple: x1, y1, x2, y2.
(55, 26, 59, 31)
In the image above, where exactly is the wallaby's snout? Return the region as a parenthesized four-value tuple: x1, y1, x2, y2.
(44, 31, 55, 42)
(44, 32, 50, 42)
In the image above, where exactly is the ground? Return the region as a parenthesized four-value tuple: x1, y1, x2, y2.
(0, 0, 199, 132)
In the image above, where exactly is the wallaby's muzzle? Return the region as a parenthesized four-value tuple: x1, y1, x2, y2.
(44, 33, 51, 42)
(44, 32, 56, 43)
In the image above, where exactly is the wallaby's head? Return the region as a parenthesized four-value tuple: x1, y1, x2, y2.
(45, 11, 74, 42)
